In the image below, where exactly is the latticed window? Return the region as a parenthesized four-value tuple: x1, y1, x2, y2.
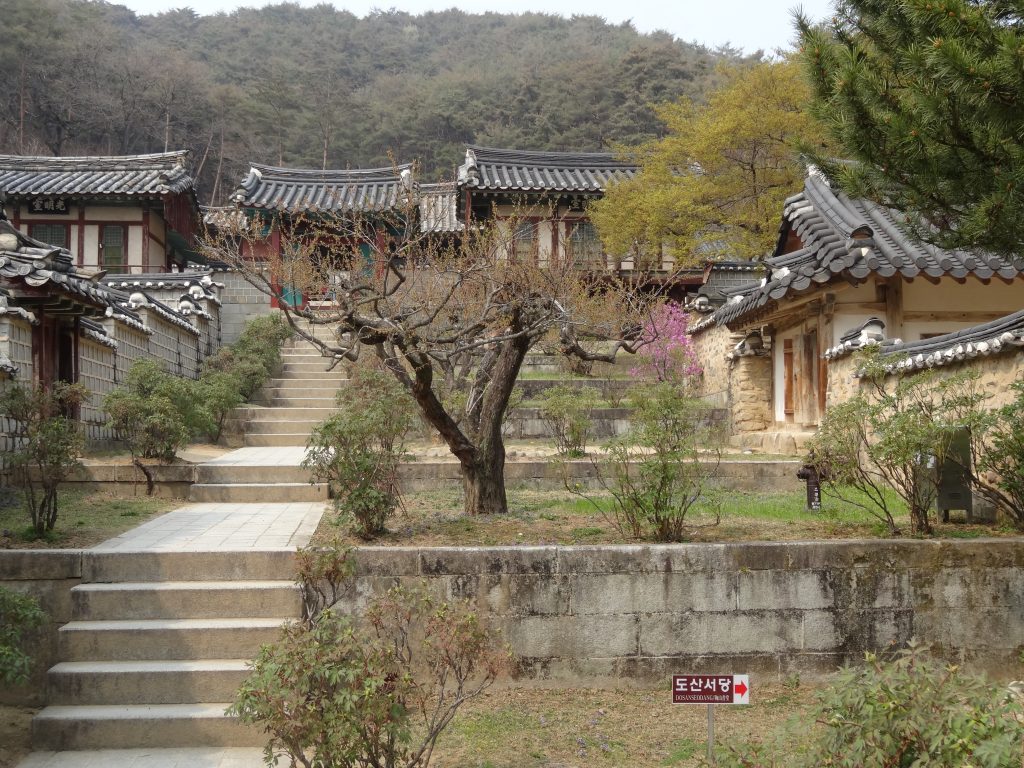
(101, 225, 126, 270)
(28, 223, 68, 249)
(511, 221, 539, 262)
(567, 221, 604, 268)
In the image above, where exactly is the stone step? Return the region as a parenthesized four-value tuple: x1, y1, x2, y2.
(280, 366, 349, 379)
(195, 464, 313, 484)
(47, 660, 251, 705)
(264, 378, 346, 394)
(83, 550, 298, 583)
(71, 581, 301, 621)
(244, 433, 317, 447)
(32, 703, 264, 749)
(188, 482, 328, 503)
(245, 420, 320, 435)
(248, 406, 337, 421)
(269, 396, 338, 408)
(59, 618, 286, 662)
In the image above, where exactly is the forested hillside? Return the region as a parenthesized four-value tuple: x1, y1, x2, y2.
(0, 0, 738, 203)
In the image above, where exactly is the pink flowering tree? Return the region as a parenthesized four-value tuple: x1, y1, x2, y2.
(630, 303, 702, 385)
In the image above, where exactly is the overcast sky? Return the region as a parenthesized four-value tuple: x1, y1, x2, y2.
(112, 0, 835, 54)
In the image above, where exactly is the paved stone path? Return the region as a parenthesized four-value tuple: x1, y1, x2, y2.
(18, 447, 328, 768)
(19, 748, 265, 768)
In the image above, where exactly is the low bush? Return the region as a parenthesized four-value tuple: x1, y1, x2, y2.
(230, 546, 508, 768)
(630, 302, 702, 385)
(0, 586, 44, 686)
(538, 384, 599, 457)
(712, 641, 1024, 767)
(0, 381, 88, 535)
(303, 367, 416, 538)
(567, 382, 723, 542)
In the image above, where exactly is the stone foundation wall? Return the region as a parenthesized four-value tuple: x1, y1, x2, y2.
(338, 540, 1024, 684)
(731, 354, 773, 434)
(690, 324, 734, 408)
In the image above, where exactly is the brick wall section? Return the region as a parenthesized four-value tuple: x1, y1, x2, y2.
(0, 317, 36, 455)
(137, 308, 201, 379)
(337, 541, 1024, 684)
(214, 269, 275, 346)
(78, 336, 116, 442)
(107, 320, 150, 383)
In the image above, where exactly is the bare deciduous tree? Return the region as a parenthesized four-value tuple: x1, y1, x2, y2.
(203, 196, 661, 515)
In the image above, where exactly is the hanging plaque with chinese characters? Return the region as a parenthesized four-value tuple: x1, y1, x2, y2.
(28, 198, 71, 215)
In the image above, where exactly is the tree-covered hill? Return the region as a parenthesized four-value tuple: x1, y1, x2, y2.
(0, 0, 738, 203)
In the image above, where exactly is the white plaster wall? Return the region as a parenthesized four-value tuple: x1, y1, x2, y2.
(902, 277, 1022, 313)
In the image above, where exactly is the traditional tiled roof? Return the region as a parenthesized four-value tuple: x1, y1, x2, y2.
(877, 310, 1024, 373)
(102, 271, 223, 305)
(457, 146, 637, 193)
(233, 163, 415, 213)
(0, 151, 194, 198)
(0, 221, 124, 314)
(708, 171, 1024, 329)
(418, 182, 463, 233)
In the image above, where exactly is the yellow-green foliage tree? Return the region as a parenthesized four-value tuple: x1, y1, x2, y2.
(591, 59, 827, 262)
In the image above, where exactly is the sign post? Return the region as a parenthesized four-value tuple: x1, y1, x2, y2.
(672, 674, 750, 766)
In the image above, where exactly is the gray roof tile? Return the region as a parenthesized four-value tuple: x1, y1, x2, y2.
(457, 146, 637, 193)
(710, 172, 1024, 329)
(0, 151, 194, 198)
(233, 163, 415, 213)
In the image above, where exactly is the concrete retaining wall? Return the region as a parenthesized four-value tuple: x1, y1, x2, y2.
(339, 540, 1024, 684)
(3, 541, 1022, 706)
(0, 551, 83, 705)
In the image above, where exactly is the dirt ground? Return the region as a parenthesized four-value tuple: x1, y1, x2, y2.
(0, 706, 36, 768)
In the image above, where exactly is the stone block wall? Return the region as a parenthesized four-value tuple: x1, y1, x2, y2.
(336, 541, 1024, 684)
(731, 354, 773, 433)
(690, 324, 734, 408)
(214, 269, 275, 346)
(690, 325, 773, 438)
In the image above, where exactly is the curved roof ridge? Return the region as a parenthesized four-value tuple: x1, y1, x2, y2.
(247, 162, 413, 181)
(465, 144, 636, 168)
(0, 151, 189, 170)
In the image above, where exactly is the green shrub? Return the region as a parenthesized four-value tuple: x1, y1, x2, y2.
(303, 367, 416, 538)
(974, 378, 1024, 530)
(0, 586, 44, 686)
(0, 381, 87, 535)
(196, 369, 245, 442)
(538, 384, 599, 457)
(712, 641, 1024, 767)
(809, 349, 988, 536)
(230, 547, 508, 768)
(568, 382, 723, 542)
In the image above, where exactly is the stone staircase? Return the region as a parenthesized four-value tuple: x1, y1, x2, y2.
(33, 551, 300, 750)
(245, 335, 348, 448)
(190, 334, 347, 503)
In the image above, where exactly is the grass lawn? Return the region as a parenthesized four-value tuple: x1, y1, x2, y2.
(312, 485, 1019, 547)
(430, 682, 813, 767)
(0, 489, 178, 549)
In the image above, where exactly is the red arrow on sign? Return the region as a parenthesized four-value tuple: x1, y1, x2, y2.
(734, 680, 748, 697)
